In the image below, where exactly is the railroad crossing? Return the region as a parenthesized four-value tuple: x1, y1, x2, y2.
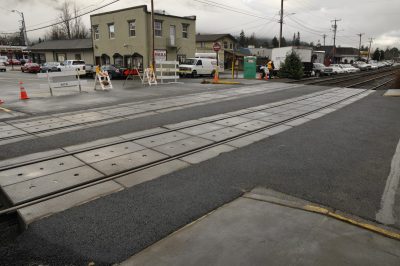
(1, 67, 400, 265)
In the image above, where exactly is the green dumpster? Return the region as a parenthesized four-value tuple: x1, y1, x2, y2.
(243, 56, 257, 79)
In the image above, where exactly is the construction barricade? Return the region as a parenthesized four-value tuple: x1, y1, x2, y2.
(37, 70, 87, 96)
(155, 61, 181, 84)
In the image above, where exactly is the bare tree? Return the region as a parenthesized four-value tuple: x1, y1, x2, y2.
(46, 0, 88, 40)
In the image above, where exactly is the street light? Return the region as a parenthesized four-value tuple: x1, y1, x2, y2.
(11, 9, 28, 46)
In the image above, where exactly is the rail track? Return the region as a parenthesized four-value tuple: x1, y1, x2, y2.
(0, 70, 396, 238)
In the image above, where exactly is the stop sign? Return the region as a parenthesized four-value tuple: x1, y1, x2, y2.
(213, 42, 221, 52)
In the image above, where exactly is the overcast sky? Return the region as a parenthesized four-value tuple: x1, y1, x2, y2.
(1, 0, 399, 49)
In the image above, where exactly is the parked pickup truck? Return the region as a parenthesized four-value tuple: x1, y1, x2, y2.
(313, 63, 333, 76)
(62, 60, 86, 71)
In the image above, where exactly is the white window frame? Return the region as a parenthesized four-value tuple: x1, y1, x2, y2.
(155, 20, 162, 37)
(223, 41, 228, 49)
(128, 20, 136, 37)
(93, 25, 99, 40)
(182, 23, 189, 38)
(108, 23, 115, 39)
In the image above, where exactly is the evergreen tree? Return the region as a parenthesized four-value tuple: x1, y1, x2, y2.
(239, 30, 246, 47)
(372, 48, 380, 61)
(281, 37, 287, 47)
(295, 32, 300, 46)
(278, 51, 304, 79)
(379, 50, 385, 61)
(272, 36, 279, 47)
(262, 40, 270, 48)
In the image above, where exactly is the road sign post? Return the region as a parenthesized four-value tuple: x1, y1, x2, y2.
(213, 42, 221, 80)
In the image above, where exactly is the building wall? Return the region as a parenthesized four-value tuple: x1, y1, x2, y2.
(31, 50, 94, 64)
(91, 6, 196, 68)
(195, 36, 236, 50)
(195, 36, 237, 69)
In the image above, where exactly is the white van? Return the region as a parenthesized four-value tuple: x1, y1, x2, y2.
(179, 58, 218, 77)
(0, 56, 8, 65)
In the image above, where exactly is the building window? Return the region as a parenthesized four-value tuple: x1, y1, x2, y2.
(200, 42, 205, 48)
(182, 23, 189, 38)
(93, 25, 99, 40)
(155, 20, 162, 37)
(177, 54, 186, 63)
(128, 20, 136, 37)
(229, 42, 233, 49)
(56, 53, 66, 62)
(108, 23, 115, 39)
(75, 54, 81, 60)
(223, 41, 228, 49)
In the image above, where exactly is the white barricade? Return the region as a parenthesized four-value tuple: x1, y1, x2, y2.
(94, 69, 113, 91)
(143, 68, 157, 86)
(155, 61, 181, 84)
(37, 70, 87, 96)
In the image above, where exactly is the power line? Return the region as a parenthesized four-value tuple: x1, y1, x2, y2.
(24, 0, 120, 33)
(193, 0, 279, 23)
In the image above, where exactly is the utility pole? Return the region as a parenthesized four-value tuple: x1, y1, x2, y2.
(331, 18, 341, 64)
(12, 10, 28, 46)
(322, 34, 327, 46)
(367, 38, 374, 62)
(151, 0, 155, 71)
(278, 0, 283, 47)
(357, 33, 364, 58)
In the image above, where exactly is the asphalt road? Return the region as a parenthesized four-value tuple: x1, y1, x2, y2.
(1, 88, 400, 265)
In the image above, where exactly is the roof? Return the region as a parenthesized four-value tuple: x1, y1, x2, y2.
(90, 5, 196, 20)
(317, 46, 359, 56)
(196, 34, 237, 43)
(29, 39, 92, 51)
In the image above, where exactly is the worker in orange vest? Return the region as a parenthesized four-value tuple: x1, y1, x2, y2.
(267, 60, 273, 79)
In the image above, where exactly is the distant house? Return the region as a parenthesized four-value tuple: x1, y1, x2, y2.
(195, 33, 239, 69)
(29, 39, 93, 64)
(318, 46, 359, 64)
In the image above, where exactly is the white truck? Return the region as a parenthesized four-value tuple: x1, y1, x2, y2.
(179, 58, 219, 78)
(62, 60, 86, 71)
(270, 46, 313, 70)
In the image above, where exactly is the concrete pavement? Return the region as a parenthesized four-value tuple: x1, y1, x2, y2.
(123, 188, 400, 266)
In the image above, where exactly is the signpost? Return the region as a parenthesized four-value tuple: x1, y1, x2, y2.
(213, 42, 221, 80)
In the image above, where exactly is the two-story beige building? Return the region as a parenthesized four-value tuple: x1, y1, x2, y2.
(195, 34, 238, 69)
(90, 5, 196, 69)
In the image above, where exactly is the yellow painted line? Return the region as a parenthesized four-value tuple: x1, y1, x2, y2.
(212, 80, 241, 85)
(304, 204, 400, 241)
(0, 107, 12, 113)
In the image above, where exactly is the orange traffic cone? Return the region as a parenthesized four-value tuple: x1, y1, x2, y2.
(19, 81, 29, 100)
(213, 71, 219, 83)
(258, 73, 262, 80)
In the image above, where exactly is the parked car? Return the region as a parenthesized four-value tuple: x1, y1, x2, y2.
(313, 63, 333, 76)
(369, 62, 379, 70)
(40, 62, 64, 72)
(353, 61, 371, 71)
(330, 64, 346, 74)
(0, 62, 6, 72)
(100, 65, 123, 79)
(7, 58, 21, 65)
(21, 63, 41, 73)
(340, 64, 360, 73)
